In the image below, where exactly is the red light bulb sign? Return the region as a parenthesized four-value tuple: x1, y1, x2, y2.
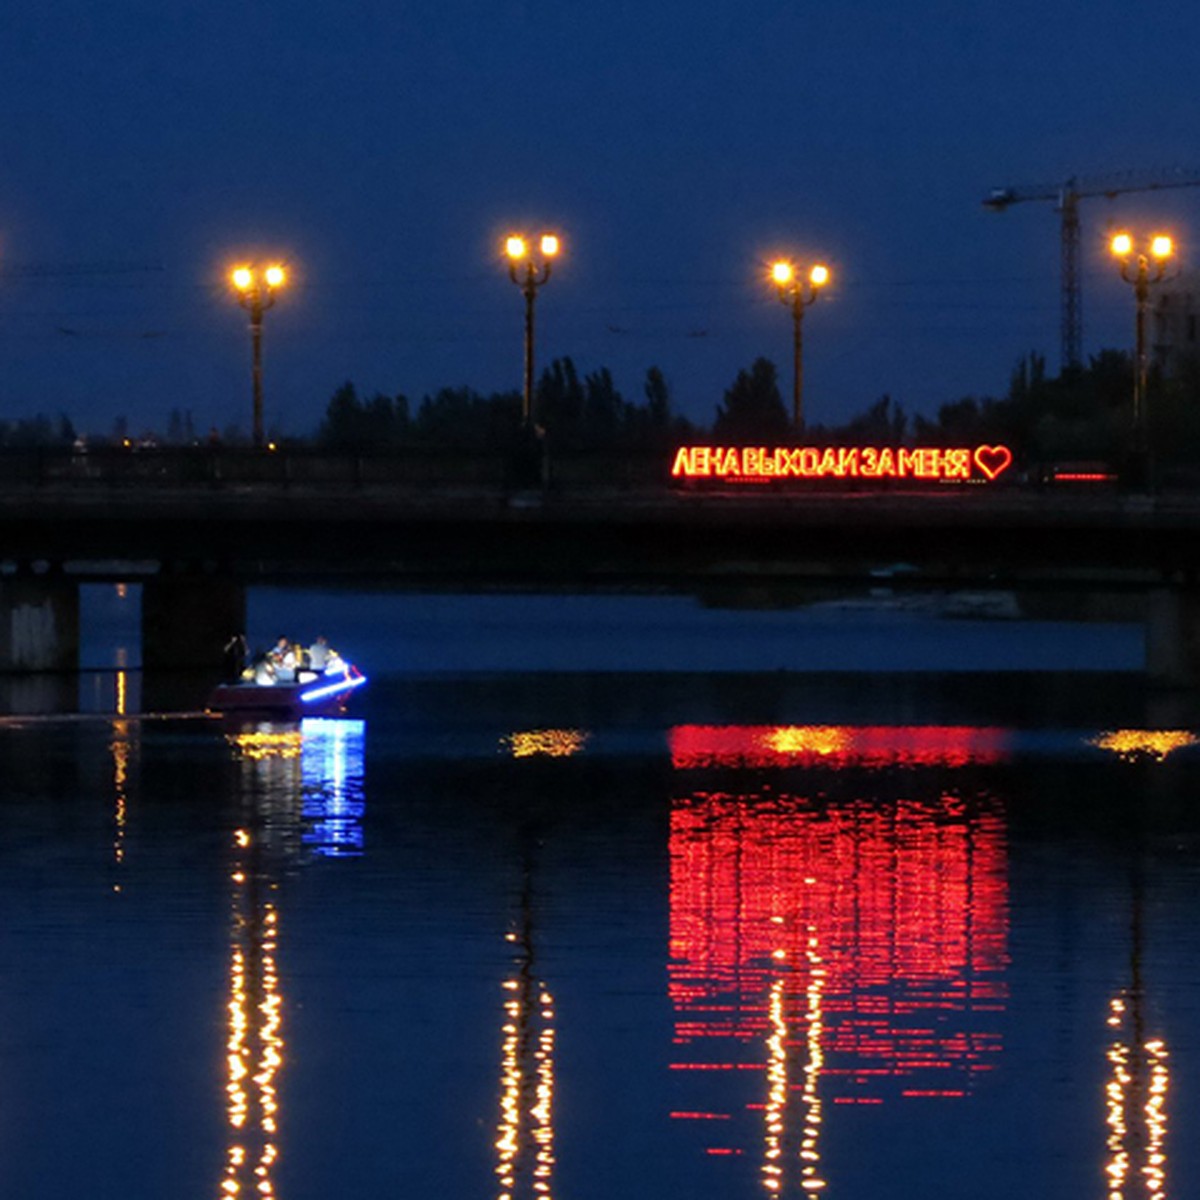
(670, 444, 1013, 484)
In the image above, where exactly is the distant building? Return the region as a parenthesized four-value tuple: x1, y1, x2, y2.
(1152, 268, 1200, 376)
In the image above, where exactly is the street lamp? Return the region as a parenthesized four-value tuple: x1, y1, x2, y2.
(1110, 231, 1174, 483)
(230, 263, 287, 448)
(505, 233, 561, 426)
(770, 259, 830, 432)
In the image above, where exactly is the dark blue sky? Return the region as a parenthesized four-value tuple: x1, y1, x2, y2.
(2, 0, 1198, 437)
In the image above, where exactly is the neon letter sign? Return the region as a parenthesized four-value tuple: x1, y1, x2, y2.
(670, 444, 1013, 483)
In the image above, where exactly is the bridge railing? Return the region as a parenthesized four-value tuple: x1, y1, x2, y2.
(0, 445, 672, 491)
(14, 445, 1200, 496)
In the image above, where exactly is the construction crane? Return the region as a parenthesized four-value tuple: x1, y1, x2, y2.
(983, 167, 1200, 370)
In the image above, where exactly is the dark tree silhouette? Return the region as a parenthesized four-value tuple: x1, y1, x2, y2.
(713, 357, 790, 444)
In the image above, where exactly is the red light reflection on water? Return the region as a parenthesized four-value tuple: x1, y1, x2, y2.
(667, 725, 1010, 1168)
(669, 723, 1010, 770)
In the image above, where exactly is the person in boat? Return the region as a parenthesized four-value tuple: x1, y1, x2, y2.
(308, 635, 349, 677)
(269, 635, 300, 683)
(222, 633, 249, 683)
(251, 653, 276, 685)
(308, 635, 330, 672)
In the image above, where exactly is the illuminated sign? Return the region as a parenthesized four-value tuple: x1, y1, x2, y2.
(670, 443, 1013, 483)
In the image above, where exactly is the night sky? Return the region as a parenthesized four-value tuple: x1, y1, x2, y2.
(2, 0, 1198, 438)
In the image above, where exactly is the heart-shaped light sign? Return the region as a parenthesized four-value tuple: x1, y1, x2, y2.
(974, 444, 1013, 481)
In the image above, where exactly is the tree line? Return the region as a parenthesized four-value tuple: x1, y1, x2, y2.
(314, 348, 1200, 469)
(315, 361, 692, 451)
(6, 347, 1200, 469)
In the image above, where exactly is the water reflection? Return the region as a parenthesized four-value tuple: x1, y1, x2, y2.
(225, 718, 366, 861)
(221, 826, 284, 1200)
(502, 729, 589, 759)
(109, 683, 133, 892)
(760, 931, 827, 1196)
(218, 716, 367, 1196)
(670, 723, 1010, 769)
(301, 719, 366, 858)
(496, 853, 557, 1200)
(13, 665, 1200, 1199)
(1090, 729, 1198, 762)
(668, 724, 1010, 1181)
(80, 644, 143, 715)
(1104, 852, 1171, 1200)
(1105, 997, 1169, 1200)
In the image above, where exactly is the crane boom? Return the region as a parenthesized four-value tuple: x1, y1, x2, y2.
(983, 167, 1200, 369)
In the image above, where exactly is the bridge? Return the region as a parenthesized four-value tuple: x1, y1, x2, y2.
(2, 446, 1200, 683)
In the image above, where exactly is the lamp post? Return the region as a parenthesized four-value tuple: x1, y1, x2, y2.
(230, 263, 287, 448)
(1110, 232, 1174, 485)
(770, 260, 830, 432)
(505, 233, 560, 426)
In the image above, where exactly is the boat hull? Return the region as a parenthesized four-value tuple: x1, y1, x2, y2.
(207, 673, 365, 719)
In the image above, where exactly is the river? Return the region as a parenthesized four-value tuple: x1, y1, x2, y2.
(0, 586, 1196, 1198)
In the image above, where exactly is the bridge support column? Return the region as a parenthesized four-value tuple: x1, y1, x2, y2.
(0, 574, 80, 671)
(142, 573, 246, 673)
(1145, 586, 1200, 687)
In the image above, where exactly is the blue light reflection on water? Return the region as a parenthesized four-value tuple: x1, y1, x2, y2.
(299, 718, 365, 858)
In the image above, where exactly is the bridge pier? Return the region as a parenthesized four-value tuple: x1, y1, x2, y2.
(1145, 586, 1200, 687)
(0, 573, 80, 671)
(142, 572, 246, 672)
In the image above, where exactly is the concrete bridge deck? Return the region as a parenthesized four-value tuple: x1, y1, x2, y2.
(1, 480, 1199, 586)
(3, 460, 1200, 681)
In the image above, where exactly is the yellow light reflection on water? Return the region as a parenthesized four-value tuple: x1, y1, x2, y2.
(1105, 994, 1169, 1200)
(533, 987, 556, 1197)
(761, 977, 787, 1194)
(760, 929, 826, 1196)
(221, 828, 285, 1200)
(763, 726, 850, 758)
(110, 717, 131, 889)
(799, 931, 826, 1195)
(495, 934, 556, 1200)
(1091, 730, 1198, 761)
(503, 730, 589, 759)
(227, 730, 304, 762)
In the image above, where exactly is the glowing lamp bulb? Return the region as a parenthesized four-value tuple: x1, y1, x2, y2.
(540, 234, 560, 257)
(1151, 235, 1174, 260)
(771, 261, 794, 286)
(809, 263, 830, 287)
(505, 236, 528, 260)
(264, 265, 286, 288)
(1110, 232, 1133, 258)
(231, 267, 254, 291)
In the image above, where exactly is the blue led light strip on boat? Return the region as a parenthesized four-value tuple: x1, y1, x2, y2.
(299, 674, 369, 704)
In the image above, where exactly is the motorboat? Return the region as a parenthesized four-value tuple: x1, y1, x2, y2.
(207, 662, 367, 719)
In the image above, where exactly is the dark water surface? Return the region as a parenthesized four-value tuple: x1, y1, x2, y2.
(1, 662, 1198, 1199)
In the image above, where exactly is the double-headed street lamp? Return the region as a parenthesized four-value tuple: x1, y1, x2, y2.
(505, 233, 561, 426)
(770, 259, 830, 432)
(230, 263, 287, 448)
(1110, 232, 1174, 485)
